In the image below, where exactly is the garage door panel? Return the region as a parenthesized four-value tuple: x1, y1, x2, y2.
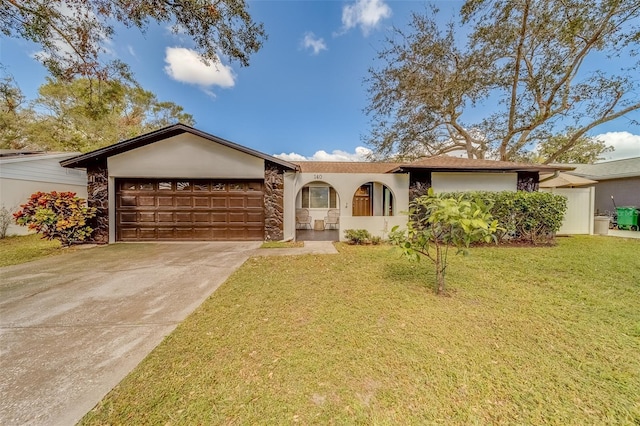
(139, 212, 156, 222)
(157, 228, 175, 239)
(116, 179, 265, 241)
(228, 197, 245, 208)
(119, 212, 137, 223)
(228, 212, 247, 223)
(138, 196, 156, 206)
(175, 212, 192, 223)
(138, 228, 157, 239)
(175, 228, 194, 239)
(246, 197, 263, 208)
(120, 196, 137, 207)
(193, 197, 210, 208)
(211, 197, 227, 208)
(193, 212, 211, 223)
(157, 212, 174, 223)
(157, 196, 174, 207)
(246, 211, 264, 223)
(119, 228, 138, 239)
(211, 212, 228, 222)
(175, 197, 192, 207)
(193, 228, 213, 239)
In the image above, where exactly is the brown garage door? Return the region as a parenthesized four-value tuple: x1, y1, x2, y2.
(116, 179, 264, 241)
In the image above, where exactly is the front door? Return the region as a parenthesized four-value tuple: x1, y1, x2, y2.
(352, 184, 372, 216)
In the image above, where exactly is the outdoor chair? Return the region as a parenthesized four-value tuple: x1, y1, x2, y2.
(296, 208, 312, 229)
(324, 209, 340, 230)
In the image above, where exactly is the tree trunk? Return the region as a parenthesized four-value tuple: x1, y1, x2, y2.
(434, 243, 446, 294)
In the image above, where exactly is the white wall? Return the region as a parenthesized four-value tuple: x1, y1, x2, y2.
(1, 178, 88, 236)
(287, 172, 409, 241)
(1, 154, 87, 236)
(541, 187, 595, 235)
(0, 153, 86, 185)
(432, 172, 517, 192)
(108, 133, 264, 178)
(283, 172, 297, 241)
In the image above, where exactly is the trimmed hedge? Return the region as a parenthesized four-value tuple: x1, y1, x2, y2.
(438, 191, 567, 244)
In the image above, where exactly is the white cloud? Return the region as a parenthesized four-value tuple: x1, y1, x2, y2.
(301, 32, 328, 55)
(164, 47, 235, 90)
(339, 0, 392, 36)
(596, 131, 640, 161)
(275, 146, 372, 162)
(127, 45, 136, 58)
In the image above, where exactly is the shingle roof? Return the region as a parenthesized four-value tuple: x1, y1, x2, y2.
(294, 156, 569, 174)
(391, 156, 567, 173)
(292, 161, 399, 173)
(565, 157, 640, 180)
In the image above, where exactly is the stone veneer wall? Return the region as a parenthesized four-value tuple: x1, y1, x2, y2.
(409, 171, 432, 201)
(264, 162, 285, 241)
(86, 160, 109, 243)
(517, 171, 539, 192)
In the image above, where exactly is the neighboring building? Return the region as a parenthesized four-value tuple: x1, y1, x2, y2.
(1, 150, 87, 236)
(567, 157, 640, 214)
(60, 124, 564, 243)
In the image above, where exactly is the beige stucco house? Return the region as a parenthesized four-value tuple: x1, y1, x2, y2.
(60, 124, 562, 243)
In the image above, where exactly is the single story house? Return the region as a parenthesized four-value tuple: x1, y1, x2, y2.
(565, 157, 640, 214)
(1, 150, 87, 235)
(60, 124, 563, 243)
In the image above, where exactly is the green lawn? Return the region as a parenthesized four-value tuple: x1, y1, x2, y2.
(0, 234, 62, 267)
(82, 236, 640, 425)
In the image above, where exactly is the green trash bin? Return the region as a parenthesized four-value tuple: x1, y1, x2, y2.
(616, 206, 640, 231)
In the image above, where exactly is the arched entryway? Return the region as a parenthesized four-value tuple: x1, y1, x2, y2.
(295, 181, 340, 241)
(352, 182, 394, 217)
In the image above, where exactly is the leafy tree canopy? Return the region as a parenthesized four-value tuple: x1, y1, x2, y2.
(1, 0, 266, 80)
(0, 75, 194, 152)
(517, 134, 614, 164)
(366, 0, 640, 163)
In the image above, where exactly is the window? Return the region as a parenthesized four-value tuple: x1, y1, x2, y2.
(301, 186, 337, 209)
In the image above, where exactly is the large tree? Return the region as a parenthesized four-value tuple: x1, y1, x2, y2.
(366, 0, 640, 162)
(1, 0, 266, 80)
(1, 76, 194, 152)
(517, 134, 614, 164)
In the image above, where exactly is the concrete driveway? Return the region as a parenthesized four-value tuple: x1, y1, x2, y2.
(0, 242, 260, 426)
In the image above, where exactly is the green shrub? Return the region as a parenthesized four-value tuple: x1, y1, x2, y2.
(392, 188, 499, 294)
(14, 191, 96, 246)
(438, 191, 567, 244)
(344, 229, 373, 245)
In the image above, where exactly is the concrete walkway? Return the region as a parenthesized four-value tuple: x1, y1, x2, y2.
(254, 240, 339, 256)
(605, 229, 640, 239)
(0, 242, 260, 426)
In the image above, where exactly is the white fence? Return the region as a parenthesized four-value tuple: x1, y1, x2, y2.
(541, 187, 596, 235)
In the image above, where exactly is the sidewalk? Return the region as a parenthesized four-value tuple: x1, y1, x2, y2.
(606, 229, 640, 239)
(254, 241, 339, 256)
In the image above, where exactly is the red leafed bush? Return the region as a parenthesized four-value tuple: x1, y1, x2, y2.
(14, 191, 96, 246)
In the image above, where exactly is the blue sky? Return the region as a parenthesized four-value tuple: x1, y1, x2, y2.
(2, 0, 639, 161)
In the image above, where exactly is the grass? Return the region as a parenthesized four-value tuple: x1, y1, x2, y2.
(81, 235, 640, 425)
(260, 241, 305, 248)
(0, 233, 62, 267)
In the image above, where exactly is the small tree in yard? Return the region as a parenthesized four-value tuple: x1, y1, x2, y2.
(0, 205, 14, 239)
(390, 189, 499, 295)
(14, 191, 96, 246)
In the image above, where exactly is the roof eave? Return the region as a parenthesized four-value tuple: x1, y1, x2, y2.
(60, 123, 299, 171)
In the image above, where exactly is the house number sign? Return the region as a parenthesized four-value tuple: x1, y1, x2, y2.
(314, 174, 323, 179)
